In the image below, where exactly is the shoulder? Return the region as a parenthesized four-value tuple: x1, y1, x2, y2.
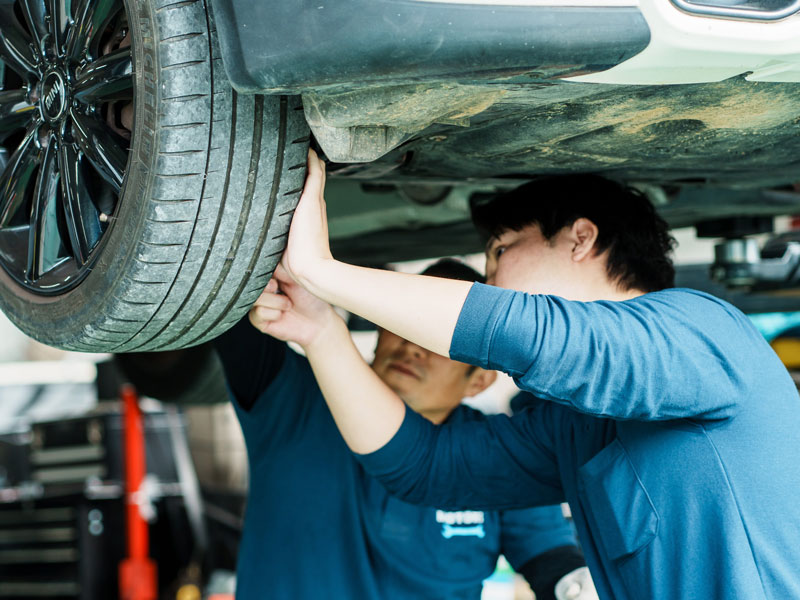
(450, 401, 568, 436)
(447, 404, 490, 424)
(510, 391, 546, 414)
(617, 288, 755, 332)
(634, 287, 739, 313)
(643, 288, 763, 333)
(280, 344, 315, 376)
(264, 345, 318, 395)
(237, 345, 323, 421)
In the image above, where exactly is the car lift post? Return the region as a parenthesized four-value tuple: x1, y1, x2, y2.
(119, 384, 158, 600)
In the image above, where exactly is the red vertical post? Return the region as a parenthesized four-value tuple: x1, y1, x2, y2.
(119, 384, 158, 600)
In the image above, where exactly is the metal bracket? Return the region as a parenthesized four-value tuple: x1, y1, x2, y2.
(711, 237, 800, 288)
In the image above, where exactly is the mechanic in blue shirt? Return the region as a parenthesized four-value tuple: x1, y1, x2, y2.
(216, 258, 592, 600)
(252, 151, 800, 600)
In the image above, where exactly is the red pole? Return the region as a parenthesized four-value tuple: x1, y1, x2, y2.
(119, 384, 157, 600)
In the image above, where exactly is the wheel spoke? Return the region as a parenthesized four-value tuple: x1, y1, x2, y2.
(59, 142, 100, 263)
(27, 137, 60, 280)
(0, 89, 37, 141)
(48, 0, 70, 55)
(70, 109, 127, 191)
(73, 46, 132, 103)
(0, 0, 129, 295)
(0, 7, 39, 76)
(19, 0, 48, 53)
(0, 125, 40, 228)
(65, 0, 119, 60)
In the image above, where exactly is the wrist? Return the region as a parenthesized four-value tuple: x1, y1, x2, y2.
(293, 257, 338, 299)
(302, 307, 348, 357)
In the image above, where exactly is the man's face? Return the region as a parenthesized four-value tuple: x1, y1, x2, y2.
(371, 329, 480, 422)
(485, 223, 580, 297)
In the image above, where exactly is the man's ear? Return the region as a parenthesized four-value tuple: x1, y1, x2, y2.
(569, 218, 599, 262)
(464, 368, 498, 398)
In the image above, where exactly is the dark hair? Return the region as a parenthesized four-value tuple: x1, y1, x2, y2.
(471, 175, 676, 292)
(420, 258, 485, 284)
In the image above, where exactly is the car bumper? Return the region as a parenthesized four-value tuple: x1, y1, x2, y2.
(209, 0, 650, 93)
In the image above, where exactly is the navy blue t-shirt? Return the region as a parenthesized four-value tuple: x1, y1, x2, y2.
(214, 320, 580, 599)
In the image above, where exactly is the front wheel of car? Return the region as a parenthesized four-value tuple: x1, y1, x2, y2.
(0, 0, 309, 351)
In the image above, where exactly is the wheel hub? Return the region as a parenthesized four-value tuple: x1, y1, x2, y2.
(40, 70, 69, 123)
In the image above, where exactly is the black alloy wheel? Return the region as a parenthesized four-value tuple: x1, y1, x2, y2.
(0, 0, 309, 352)
(0, 0, 131, 294)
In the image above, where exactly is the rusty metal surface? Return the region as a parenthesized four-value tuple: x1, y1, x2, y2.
(344, 76, 800, 190)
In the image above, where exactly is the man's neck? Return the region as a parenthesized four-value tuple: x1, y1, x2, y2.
(570, 257, 648, 302)
(570, 273, 647, 303)
(600, 286, 646, 302)
(419, 405, 457, 425)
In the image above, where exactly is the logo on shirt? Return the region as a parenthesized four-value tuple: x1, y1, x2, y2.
(436, 510, 485, 539)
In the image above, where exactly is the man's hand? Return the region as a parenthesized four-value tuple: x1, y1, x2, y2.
(555, 567, 599, 600)
(278, 147, 469, 359)
(252, 263, 407, 456)
(281, 149, 333, 288)
(249, 264, 340, 351)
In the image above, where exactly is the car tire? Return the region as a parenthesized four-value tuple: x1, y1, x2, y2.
(0, 0, 309, 352)
(112, 344, 228, 404)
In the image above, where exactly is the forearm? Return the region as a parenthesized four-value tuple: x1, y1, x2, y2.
(303, 314, 407, 454)
(297, 260, 471, 358)
(359, 407, 564, 510)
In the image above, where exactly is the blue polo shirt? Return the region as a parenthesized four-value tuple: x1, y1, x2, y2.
(359, 285, 800, 600)
(221, 328, 579, 599)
